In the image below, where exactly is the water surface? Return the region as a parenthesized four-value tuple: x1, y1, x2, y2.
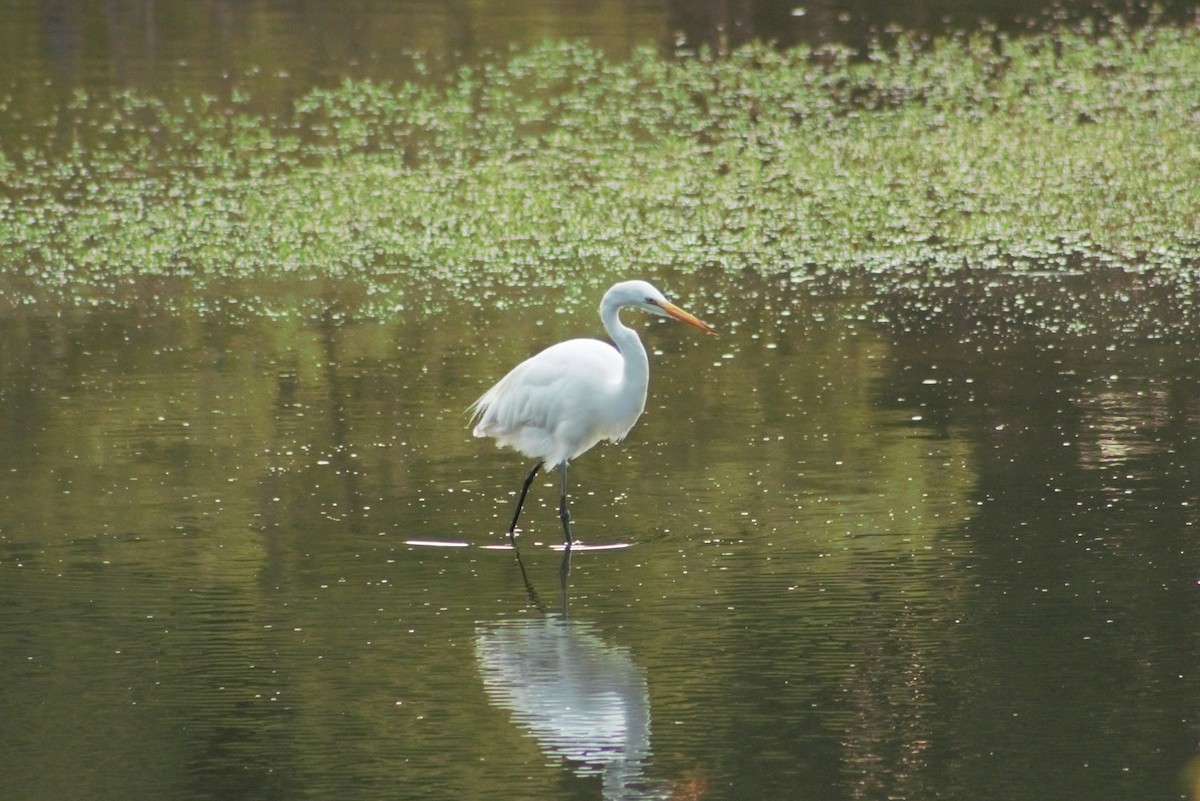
(1, 271, 1196, 800)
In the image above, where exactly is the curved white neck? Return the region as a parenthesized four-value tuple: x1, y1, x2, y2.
(601, 296, 650, 393)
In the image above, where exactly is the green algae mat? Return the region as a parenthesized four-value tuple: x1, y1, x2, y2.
(1, 25, 1197, 318)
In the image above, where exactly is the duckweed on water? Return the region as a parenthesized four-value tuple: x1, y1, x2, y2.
(0, 24, 1198, 320)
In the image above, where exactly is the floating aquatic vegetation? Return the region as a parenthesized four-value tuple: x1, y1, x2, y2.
(0, 24, 1197, 331)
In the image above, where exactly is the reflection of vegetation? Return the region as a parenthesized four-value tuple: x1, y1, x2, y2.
(1, 270, 1196, 798)
(0, 286, 982, 799)
(2, 26, 1198, 316)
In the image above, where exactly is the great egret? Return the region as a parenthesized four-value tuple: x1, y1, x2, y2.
(470, 280, 716, 544)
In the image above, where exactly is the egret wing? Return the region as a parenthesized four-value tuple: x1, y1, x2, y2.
(471, 339, 623, 464)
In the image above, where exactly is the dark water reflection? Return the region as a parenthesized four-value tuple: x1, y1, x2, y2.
(6, 0, 1200, 131)
(1, 271, 1196, 800)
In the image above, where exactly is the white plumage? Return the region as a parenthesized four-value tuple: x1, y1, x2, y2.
(472, 339, 635, 467)
(470, 280, 715, 544)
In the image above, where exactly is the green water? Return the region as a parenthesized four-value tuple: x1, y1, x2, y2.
(2, 273, 1196, 800)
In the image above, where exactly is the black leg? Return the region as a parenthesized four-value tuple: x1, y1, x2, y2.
(507, 461, 542, 540)
(558, 462, 574, 545)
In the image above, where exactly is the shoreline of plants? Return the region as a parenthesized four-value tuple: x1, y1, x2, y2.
(1, 21, 1197, 319)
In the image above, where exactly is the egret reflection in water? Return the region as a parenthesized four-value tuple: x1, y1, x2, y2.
(475, 611, 654, 800)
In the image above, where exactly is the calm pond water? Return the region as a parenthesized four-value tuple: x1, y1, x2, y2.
(2, 270, 1197, 800)
(2, 2, 1199, 801)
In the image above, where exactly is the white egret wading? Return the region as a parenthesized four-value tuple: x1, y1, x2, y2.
(470, 280, 716, 545)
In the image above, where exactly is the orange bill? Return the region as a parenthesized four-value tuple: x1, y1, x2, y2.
(655, 300, 717, 335)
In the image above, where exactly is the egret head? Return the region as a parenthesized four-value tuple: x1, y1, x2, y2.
(603, 280, 716, 334)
